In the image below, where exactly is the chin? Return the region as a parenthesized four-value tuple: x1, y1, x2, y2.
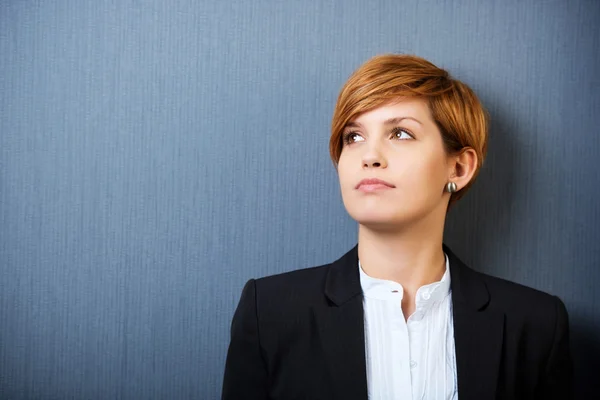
(346, 194, 436, 226)
(348, 209, 411, 230)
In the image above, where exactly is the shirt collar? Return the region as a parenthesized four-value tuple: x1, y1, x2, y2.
(359, 253, 451, 307)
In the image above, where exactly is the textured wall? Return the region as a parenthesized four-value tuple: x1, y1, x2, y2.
(1, 0, 598, 398)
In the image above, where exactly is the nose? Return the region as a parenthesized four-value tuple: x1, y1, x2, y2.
(362, 146, 387, 169)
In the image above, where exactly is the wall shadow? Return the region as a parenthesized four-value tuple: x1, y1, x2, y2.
(571, 316, 600, 398)
(444, 101, 520, 270)
(443, 102, 599, 397)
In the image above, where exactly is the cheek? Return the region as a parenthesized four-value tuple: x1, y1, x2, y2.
(336, 155, 354, 189)
(394, 153, 446, 194)
(338, 174, 356, 198)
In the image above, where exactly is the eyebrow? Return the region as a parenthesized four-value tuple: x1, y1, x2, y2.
(383, 117, 422, 126)
(344, 116, 422, 129)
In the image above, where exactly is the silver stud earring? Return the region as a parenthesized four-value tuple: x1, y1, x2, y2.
(446, 182, 457, 193)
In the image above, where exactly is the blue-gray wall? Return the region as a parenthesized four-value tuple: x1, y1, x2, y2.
(1, 0, 598, 398)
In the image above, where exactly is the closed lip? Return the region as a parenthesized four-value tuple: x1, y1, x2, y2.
(355, 178, 396, 189)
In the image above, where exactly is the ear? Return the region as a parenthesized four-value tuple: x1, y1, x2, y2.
(447, 147, 478, 191)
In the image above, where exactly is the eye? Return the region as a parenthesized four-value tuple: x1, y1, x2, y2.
(343, 131, 365, 145)
(391, 127, 413, 140)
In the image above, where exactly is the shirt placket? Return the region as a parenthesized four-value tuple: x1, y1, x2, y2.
(388, 287, 412, 398)
(407, 310, 426, 399)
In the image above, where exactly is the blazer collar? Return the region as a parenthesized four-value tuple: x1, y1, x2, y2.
(444, 244, 504, 399)
(321, 244, 504, 400)
(324, 243, 490, 309)
(443, 244, 490, 310)
(323, 245, 362, 306)
(314, 245, 367, 399)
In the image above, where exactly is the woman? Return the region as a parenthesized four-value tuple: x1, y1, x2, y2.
(221, 54, 572, 400)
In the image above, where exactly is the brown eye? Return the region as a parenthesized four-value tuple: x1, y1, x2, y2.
(392, 127, 413, 140)
(343, 132, 364, 144)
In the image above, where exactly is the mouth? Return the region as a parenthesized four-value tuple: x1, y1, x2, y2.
(355, 178, 396, 192)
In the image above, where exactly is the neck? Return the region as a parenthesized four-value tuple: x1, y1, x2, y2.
(357, 216, 446, 296)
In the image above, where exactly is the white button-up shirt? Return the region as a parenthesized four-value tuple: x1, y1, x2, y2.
(359, 254, 458, 400)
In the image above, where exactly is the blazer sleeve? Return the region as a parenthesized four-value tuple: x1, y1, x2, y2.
(537, 296, 573, 399)
(222, 279, 268, 400)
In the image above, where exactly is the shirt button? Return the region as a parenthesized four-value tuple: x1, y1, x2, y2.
(422, 291, 431, 300)
(410, 360, 418, 369)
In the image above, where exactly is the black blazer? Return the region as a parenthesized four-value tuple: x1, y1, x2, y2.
(222, 245, 572, 399)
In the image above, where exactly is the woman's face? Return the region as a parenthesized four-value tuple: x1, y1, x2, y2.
(337, 98, 453, 230)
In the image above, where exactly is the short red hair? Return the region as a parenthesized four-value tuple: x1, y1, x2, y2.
(330, 54, 489, 206)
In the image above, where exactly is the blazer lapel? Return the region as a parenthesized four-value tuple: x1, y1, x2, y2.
(446, 245, 505, 400)
(313, 246, 368, 400)
(313, 245, 504, 400)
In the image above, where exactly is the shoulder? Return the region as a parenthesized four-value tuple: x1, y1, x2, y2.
(254, 262, 331, 298)
(476, 268, 563, 309)
(470, 268, 568, 329)
(256, 262, 331, 286)
(240, 262, 334, 320)
(467, 267, 573, 394)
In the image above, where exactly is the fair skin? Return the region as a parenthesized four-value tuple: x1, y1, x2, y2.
(337, 98, 477, 319)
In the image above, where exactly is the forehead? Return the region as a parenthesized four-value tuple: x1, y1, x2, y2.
(351, 98, 431, 125)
